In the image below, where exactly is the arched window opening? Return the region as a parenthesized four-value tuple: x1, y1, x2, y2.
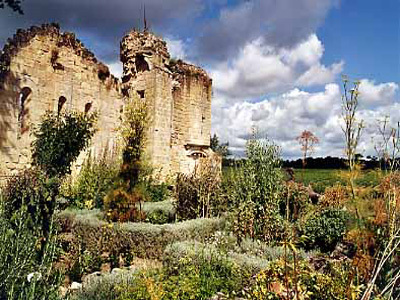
(18, 87, 32, 133)
(84, 102, 92, 114)
(57, 96, 67, 116)
(137, 90, 145, 99)
(135, 54, 150, 73)
(190, 151, 207, 160)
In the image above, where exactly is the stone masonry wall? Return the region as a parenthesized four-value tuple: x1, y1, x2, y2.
(120, 30, 174, 178)
(0, 24, 214, 181)
(0, 24, 123, 178)
(170, 61, 213, 174)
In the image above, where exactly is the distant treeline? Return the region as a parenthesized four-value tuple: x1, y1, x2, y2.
(223, 156, 388, 170)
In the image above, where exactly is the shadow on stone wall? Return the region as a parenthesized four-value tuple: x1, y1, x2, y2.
(0, 70, 20, 160)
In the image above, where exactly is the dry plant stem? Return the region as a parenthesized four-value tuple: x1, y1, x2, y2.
(341, 77, 363, 200)
(361, 228, 400, 300)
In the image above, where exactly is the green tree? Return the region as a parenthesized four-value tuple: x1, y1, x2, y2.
(229, 135, 284, 243)
(210, 133, 230, 158)
(32, 111, 97, 178)
(119, 97, 148, 191)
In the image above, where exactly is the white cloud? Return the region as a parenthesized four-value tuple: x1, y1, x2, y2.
(107, 61, 123, 78)
(212, 80, 400, 158)
(359, 79, 399, 107)
(165, 37, 187, 60)
(211, 34, 343, 101)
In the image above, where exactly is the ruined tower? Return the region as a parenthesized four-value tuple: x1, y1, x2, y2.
(120, 30, 214, 178)
(120, 30, 174, 177)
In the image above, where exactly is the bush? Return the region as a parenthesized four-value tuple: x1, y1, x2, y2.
(175, 156, 221, 220)
(2, 169, 59, 237)
(281, 181, 311, 221)
(141, 200, 175, 224)
(103, 188, 146, 222)
(119, 96, 147, 191)
(162, 242, 243, 299)
(320, 184, 349, 208)
(32, 111, 97, 178)
(70, 271, 137, 300)
(141, 178, 170, 203)
(64, 152, 119, 209)
(301, 209, 349, 252)
(227, 138, 284, 243)
(243, 258, 362, 300)
(165, 241, 268, 280)
(0, 198, 62, 300)
(57, 209, 224, 260)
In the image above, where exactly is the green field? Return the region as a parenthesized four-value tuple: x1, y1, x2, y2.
(293, 168, 383, 193)
(224, 167, 383, 194)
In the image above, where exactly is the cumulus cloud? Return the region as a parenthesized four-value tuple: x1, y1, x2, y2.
(359, 79, 399, 107)
(165, 37, 187, 60)
(211, 35, 343, 100)
(212, 80, 400, 158)
(195, 0, 338, 61)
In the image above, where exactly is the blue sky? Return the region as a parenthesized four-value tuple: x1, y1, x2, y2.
(318, 0, 399, 83)
(0, 0, 399, 158)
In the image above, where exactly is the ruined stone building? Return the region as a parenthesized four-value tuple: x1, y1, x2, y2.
(0, 24, 213, 179)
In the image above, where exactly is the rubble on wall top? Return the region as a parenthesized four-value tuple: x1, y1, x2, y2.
(0, 23, 120, 88)
(120, 29, 170, 61)
(170, 59, 212, 86)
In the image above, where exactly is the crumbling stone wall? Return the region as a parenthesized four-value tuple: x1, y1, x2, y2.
(170, 60, 212, 173)
(120, 30, 213, 177)
(120, 30, 174, 178)
(0, 24, 123, 177)
(0, 24, 214, 180)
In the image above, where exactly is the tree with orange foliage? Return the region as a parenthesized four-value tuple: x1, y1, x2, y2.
(296, 130, 319, 168)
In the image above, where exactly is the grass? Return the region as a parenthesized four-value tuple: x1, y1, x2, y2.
(293, 168, 383, 193)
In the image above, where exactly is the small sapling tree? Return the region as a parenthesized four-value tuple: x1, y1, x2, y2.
(296, 130, 319, 169)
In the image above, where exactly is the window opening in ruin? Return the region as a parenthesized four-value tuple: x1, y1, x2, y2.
(85, 102, 92, 114)
(190, 152, 207, 159)
(137, 90, 145, 99)
(58, 96, 67, 116)
(135, 54, 150, 73)
(18, 87, 32, 133)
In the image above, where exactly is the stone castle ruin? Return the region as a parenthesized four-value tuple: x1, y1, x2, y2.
(0, 24, 214, 179)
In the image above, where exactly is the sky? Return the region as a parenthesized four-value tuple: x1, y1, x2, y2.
(1, 0, 399, 158)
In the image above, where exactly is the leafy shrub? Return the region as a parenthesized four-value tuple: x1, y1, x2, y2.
(165, 241, 268, 280)
(65, 152, 120, 209)
(301, 209, 349, 252)
(57, 209, 224, 260)
(119, 96, 147, 191)
(162, 243, 243, 299)
(281, 181, 311, 221)
(141, 200, 175, 224)
(228, 138, 284, 243)
(103, 188, 146, 222)
(320, 184, 349, 208)
(175, 156, 221, 220)
(141, 176, 170, 203)
(70, 271, 137, 300)
(0, 198, 62, 300)
(32, 111, 97, 178)
(243, 259, 363, 300)
(2, 169, 59, 237)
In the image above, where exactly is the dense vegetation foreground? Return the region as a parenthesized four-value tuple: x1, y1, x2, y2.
(0, 104, 399, 300)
